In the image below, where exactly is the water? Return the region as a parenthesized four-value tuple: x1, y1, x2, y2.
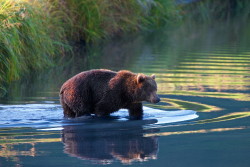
(0, 20, 250, 167)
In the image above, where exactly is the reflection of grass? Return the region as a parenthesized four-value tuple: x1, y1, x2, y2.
(142, 18, 250, 103)
(0, 128, 61, 158)
(0, 129, 60, 144)
(167, 98, 220, 112)
(144, 127, 246, 137)
(0, 138, 61, 145)
(195, 111, 250, 124)
(190, 52, 250, 58)
(0, 131, 57, 137)
(165, 70, 250, 75)
(146, 98, 220, 112)
(0, 139, 60, 159)
(159, 90, 250, 101)
(156, 50, 250, 101)
(0, 127, 31, 132)
(181, 62, 250, 67)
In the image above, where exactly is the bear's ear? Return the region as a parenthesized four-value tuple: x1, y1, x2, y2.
(137, 74, 145, 84)
(151, 74, 156, 80)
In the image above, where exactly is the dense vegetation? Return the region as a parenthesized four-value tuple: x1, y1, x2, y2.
(0, 0, 179, 94)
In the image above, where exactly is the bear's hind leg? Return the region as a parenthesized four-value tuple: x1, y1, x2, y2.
(61, 96, 92, 118)
(61, 100, 76, 118)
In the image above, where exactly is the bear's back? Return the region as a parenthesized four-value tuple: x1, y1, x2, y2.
(60, 69, 116, 94)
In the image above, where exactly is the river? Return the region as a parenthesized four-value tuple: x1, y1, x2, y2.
(0, 19, 250, 167)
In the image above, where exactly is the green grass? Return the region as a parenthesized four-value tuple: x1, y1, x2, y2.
(0, 0, 68, 88)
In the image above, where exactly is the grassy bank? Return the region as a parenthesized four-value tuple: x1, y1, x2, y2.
(0, 0, 68, 92)
(0, 0, 179, 95)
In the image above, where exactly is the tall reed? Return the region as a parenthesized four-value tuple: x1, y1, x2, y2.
(0, 0, 68, 88)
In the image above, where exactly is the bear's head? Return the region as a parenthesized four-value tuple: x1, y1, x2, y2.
(136, 74, 160, 104)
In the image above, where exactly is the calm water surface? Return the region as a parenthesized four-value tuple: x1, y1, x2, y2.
(0, 20, 250, 167)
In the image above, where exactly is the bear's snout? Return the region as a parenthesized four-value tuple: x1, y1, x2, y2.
(152, 96, 161, 103)
(149, 93, 161, 104)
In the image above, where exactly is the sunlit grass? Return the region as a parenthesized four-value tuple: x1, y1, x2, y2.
(0, 0, 68, 88)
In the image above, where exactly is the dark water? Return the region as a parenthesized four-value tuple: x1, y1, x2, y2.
(0, 20, 250, 167)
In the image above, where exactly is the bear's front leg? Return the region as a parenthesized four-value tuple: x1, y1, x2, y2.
(128, 103, 143, 120)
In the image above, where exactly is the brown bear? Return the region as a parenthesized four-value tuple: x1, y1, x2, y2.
(59, 69, 160, 119)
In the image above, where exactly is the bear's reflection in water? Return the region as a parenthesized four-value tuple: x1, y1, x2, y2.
(62, 119, 159, 164)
